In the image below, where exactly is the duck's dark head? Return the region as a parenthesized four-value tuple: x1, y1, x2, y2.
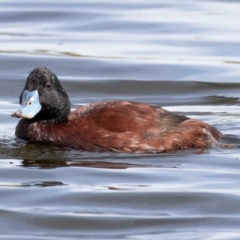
(12, 67, 71, 123)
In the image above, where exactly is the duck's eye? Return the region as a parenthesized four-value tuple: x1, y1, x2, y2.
(45, 82, 51, 89)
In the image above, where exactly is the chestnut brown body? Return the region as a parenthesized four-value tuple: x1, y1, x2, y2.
(16, 100, 222, 153)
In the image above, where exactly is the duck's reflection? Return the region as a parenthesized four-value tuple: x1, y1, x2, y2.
(22, 159, 150, 169)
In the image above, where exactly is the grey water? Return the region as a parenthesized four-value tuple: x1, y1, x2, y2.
(1, 1, 240, 239)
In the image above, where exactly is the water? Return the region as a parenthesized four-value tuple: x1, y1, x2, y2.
(1, 0, 240, 239)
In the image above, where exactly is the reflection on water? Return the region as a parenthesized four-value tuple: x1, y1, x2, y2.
(1, 0, 240, 239)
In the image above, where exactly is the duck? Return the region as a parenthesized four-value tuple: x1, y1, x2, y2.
(12, 67, 227, 153)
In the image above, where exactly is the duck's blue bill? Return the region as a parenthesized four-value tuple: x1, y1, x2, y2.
(11, 90, 42, 119)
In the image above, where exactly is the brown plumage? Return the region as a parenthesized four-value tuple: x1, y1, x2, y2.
(13, 67, 226, 153)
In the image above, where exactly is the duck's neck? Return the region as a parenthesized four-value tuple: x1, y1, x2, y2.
(32, 98, 71, 124)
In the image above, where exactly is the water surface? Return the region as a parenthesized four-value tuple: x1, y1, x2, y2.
(1, 1, 240, 239)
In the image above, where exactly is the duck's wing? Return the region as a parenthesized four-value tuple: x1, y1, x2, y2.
(69, 100, 189, 133)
